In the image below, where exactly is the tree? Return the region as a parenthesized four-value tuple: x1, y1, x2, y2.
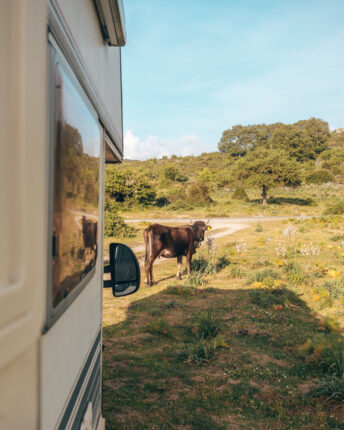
(269, 125, 316, 161)
(232, 148, 302, 204)
(294, 118, 329, 154)
(218, 123, 283, 156)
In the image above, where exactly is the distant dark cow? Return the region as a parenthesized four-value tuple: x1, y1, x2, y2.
(143, 220, 210, 286)
(81, 216, 98, 260)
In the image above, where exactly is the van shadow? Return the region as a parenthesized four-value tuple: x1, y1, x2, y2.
(102, 286, 344, 429)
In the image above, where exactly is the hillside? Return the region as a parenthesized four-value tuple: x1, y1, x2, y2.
(104, 122, 344, 232)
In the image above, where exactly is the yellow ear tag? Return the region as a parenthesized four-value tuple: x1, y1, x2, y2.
(207, 226, 211, 230)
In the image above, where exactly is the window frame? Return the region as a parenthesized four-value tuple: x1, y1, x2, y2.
(44, 37, 101, 331)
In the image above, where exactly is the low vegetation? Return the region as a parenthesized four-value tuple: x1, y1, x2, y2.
(103, 216, 344, 429)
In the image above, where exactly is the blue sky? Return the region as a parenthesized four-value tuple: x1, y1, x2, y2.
(122, 0, 344, 160)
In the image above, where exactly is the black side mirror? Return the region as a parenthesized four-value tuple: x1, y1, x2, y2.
(104, 243, 140, 297)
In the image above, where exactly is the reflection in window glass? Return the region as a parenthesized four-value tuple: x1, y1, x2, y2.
(52, 65, 100, 307)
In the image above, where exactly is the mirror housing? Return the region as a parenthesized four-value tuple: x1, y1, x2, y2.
(104, 243, 140, 297)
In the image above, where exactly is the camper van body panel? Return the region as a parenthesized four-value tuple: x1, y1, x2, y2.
(0, 0, 124, 428)
(0, 1, 46, 428)
(50, 0, 123, 153)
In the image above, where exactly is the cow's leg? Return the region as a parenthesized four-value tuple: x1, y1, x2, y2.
(176, 256, 183, 280)
(145, 255, 156, 286)
(186, 244, 194, 276)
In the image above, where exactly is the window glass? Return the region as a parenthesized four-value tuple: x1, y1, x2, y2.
(52, 65, 100, 307)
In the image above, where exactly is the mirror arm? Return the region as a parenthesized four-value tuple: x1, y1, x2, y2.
(103, 280, 112, 288)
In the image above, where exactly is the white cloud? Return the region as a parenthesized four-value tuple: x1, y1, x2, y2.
(124, 130, 200, 160)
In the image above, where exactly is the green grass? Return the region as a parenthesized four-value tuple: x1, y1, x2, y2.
(102, 217, 344, 429)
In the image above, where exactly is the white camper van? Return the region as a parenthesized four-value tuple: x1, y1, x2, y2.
(0, 1, 140, 429)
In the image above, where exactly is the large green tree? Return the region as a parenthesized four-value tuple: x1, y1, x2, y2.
(232, 148, 302, 204)
(269, 125, 315, 161)
(218, 123, 283, 156)
(218, 118, 329, 161)
(294, 117, 329, 154)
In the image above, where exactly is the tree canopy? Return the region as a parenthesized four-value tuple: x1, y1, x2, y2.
(232, 148, 302, 204)
(218, 118, 329, 161)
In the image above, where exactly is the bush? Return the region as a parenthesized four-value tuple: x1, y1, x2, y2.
(104, 203, 136, 237)
(187, 182, 212, 204)
(231, 187, 249, 201)
(324, 200, 344, 215)
(305, 169, 334, 184)
(163, 165, 187, 182)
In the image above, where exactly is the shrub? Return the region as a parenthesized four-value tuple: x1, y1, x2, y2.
(104, 208, 136, 238)
(306, 169, 334, 184)
(191, 256, 229, 275)
(169, 199, 193, 210)
(163, 165, 187, 182)
(187, 182, 212, 204)
(216, 256, 230, 271)
(191, 256, 209, 273)
(325, 200, 344, 215)
(231, 187, 249, 201)
(255, 223, 264, 232)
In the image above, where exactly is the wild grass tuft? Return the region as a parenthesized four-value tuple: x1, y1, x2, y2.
(164, 299, 186, 310)
(183, 271, 206, 287)
(284, 261, 310, 285)
(229, 265, 246, 279)
(145, 319, 171, 336)
(192, 308, 224, 339)
(307, 376, 344, 401)
(175, 334, 228, 365)
(165, 285, 195, 296)
(246, 268, 280, 285)
(321, 279, 344, 300)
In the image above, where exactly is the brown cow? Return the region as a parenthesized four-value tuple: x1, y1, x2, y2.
(81, 216, 98, 260)
(143, 220, 210, 286)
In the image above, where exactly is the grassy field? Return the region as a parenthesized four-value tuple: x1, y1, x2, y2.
(102, 216, 344, 429)
(119, 183, 344, 220)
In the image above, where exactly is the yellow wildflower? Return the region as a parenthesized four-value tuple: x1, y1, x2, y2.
(327, 269, 341, 278)
(273, 280, 284, 287)
(251, 281, 262, 288)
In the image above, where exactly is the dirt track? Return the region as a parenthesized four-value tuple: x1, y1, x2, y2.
(126, 216, 311, 255)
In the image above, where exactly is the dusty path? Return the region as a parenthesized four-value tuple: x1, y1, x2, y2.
(126, 216, 311, 256)
(129, 218, 252, 254)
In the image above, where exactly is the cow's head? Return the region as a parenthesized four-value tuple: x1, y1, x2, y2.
(192, 220, 211, 243)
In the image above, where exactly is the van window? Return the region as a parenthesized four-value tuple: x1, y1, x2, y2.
(52, 65, 100, 307)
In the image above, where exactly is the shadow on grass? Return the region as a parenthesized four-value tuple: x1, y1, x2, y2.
(102, 286, 343, 430)
(250, 197, 316, 206)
